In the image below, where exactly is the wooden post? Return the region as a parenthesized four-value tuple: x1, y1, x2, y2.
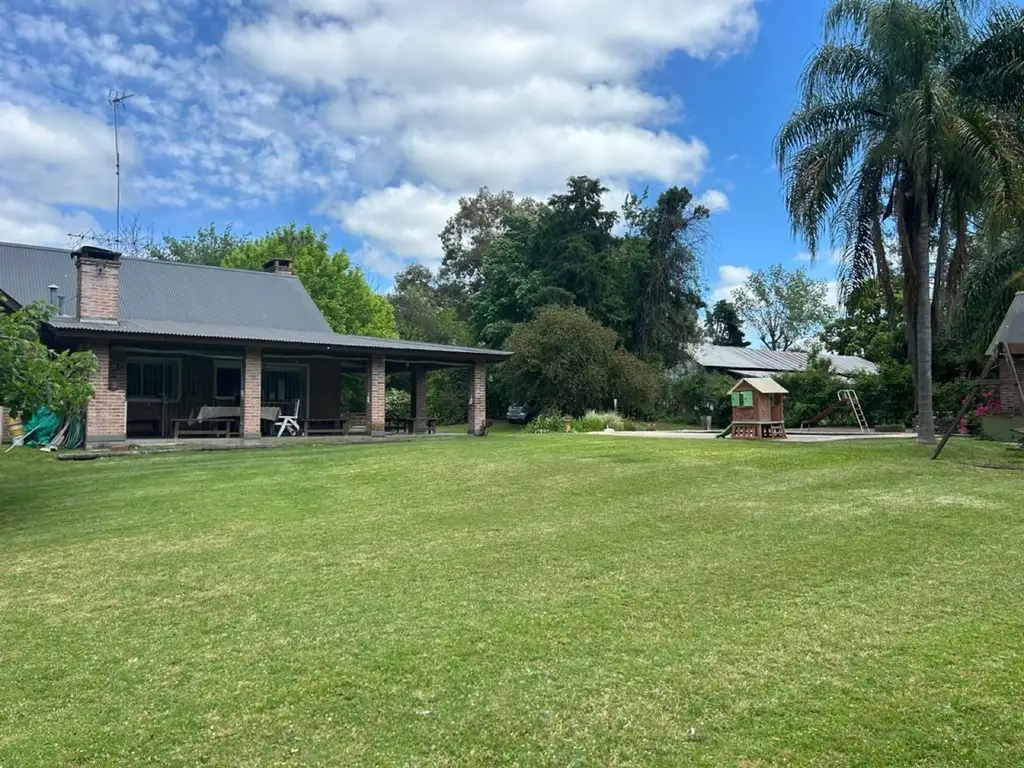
(1002, 342, 1024, 410)
(931, 353, 998, 460)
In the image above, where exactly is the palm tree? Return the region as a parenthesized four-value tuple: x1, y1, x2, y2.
(775, 0, 1024, 443)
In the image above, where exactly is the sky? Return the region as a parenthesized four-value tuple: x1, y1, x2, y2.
(0, 0, 843, 303)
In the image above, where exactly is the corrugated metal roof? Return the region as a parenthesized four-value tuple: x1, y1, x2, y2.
(729, 377, 789, 394)
(987, 292, 1024, 355)
(0, 241, 509, 359)
(691, 344, 878, 376)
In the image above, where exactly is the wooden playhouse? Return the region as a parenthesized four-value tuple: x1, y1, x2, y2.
(726, 378, 788, 439)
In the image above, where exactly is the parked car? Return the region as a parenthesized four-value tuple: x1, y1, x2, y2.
(506, 403, 540, 425)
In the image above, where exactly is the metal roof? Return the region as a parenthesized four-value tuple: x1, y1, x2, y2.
(691, 344, 878, 376)
(0, 241, 509, 360)
(987, 292, 1024, 355)
(729, 377, 789, 394)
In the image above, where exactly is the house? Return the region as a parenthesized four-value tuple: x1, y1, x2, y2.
(988, 291, 1024, 416)
(688, 344, 878, 379)
(0, 242, 509, 447)
(726, 377, 788, 440)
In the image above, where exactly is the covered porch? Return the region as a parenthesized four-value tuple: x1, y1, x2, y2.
(86, 336, 502, 447)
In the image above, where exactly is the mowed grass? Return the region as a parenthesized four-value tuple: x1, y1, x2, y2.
(2, 436, 1023, 767)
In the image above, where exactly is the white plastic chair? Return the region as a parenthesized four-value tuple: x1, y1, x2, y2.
(275, 399, 302, 437)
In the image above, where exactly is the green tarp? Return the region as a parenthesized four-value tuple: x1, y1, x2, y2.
(24, 407, 60, 447)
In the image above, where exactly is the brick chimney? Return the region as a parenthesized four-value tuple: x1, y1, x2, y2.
(263, 258, 293, 275)
(73, 246, 121, 323)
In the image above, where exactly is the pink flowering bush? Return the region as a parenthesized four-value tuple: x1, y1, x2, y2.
(959, 391, 1001, 434)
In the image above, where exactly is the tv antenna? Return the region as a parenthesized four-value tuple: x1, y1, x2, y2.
(108, 90, 134, 252)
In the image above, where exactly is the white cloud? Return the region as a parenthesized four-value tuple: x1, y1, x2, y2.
(711, 264, 752, 302)
(401, 125, 707, 192)
(0, 100, 129, 209)
(0, 0, 758, 277)
(335, 183, 455, 268)
(696, 189, 729, 213)
(0, 192, 101, 246)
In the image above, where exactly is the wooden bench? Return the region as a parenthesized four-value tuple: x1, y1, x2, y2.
(299, 418, 349, 436)
(171, 419, 236, 439)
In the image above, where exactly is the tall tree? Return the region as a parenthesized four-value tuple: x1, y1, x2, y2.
(390, 264, 473, 345)
(705, 300, 749, 347)
(732, 265, 835, 351)
(775, 0, 1024, 442)
(617, 187, 708, 366)
(149, 223, 250, 266)
(438, 188, 543, 311)
(223, 224, 397, 338)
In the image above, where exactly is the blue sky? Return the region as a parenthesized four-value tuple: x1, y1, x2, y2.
(0, 0, 841, 301)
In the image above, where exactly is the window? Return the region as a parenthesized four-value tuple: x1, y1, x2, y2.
(741, 391, 754, 408)
(127, 359, 180, 401)
(768, 393, 776, 406)
(214, 361, 242, 403)
(731, 392, 741, 407)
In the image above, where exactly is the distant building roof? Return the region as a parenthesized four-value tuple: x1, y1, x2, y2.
(0, 241, 508, 360)
(729, 377, 789, 395)
(987, 292, 1024, 355)
(690, 344, 878, 376)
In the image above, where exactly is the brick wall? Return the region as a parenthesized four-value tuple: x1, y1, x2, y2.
(86, 343, 126, 445)
(242, 347, 262, 438)
(76, 256, 120, 322)
(999, 354, 1024, 415)
(468, 360, 487, 435)
(367, 356, 386, 433)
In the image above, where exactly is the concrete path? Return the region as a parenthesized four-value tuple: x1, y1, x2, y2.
(584, 430, 915, 443)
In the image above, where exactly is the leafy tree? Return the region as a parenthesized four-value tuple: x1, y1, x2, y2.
(609, 349, 666, 419)
(1, 302, 97, 420)
(821, 279, 905, 362)
(499, 306, 622, 416)
(705, 300, 748, 347)
(223, 224, 397, 338)
(617, 187, 708, 366)
(149, 223, 250, 266)
(438, 188, 543, 309)
(390, 265, 473, 345)
(775, 0, 1024, 442)
(732, 265, 835, 351)
(668, 370, 735, 427)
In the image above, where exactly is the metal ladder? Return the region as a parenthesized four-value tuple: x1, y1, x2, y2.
(838, 390, 868, 432)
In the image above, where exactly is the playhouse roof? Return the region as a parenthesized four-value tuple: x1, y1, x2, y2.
(986, 291, 1024, 355)
(729, 377, 789, 395)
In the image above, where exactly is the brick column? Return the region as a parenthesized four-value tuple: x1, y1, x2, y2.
(468, 360, 487, 436)
(0, 406, 6, 444)
(367, 356, 386, 436)
(412, 367, 429, 434)
(242, 347, 262, 440)
(85, 343, 126, 446)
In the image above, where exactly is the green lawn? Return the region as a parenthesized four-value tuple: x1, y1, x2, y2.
(2, 436, 1023, 766)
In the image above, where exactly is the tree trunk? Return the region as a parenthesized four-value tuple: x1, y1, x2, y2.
(914, 185, 936, 444)
(897, 191, 918, 391)
(931, 202, 948, 335)
(873, 214, 897, 328)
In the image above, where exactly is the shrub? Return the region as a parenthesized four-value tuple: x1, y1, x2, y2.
(385, 388, 411, 418)
(427, 368, 469, 425)
(501, 306, 617, 416)
(571, 410, 637, 433)
(610, 351, 666, 420)
(667, 371, 735, 427)
(776, 362, 850, 428)
(851, 361, 914, 427)
(526, 413, 567, 434)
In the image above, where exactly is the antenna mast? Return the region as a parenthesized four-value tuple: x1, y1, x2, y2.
(108, 90, 134, 252)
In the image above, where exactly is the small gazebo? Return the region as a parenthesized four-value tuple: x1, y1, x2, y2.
(727, 377, 788, 440)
